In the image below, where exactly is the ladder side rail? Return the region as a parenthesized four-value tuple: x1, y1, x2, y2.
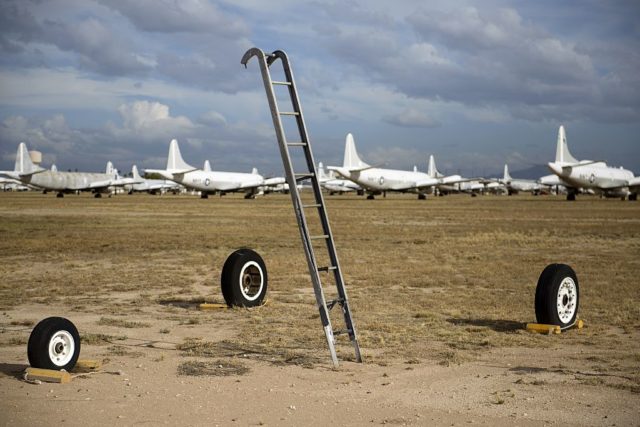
(245, 49, 339, 366)
(278, 51, 362, 360)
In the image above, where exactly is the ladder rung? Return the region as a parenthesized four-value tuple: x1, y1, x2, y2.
(287, 142, 307, 146)
(333, 328, 352, 336)
(309, 235, 329, 240)
(280, 111, 299, 116)
(272, 81, 291, 86)
(303, 203, 322, 209)
(317, 265, 337, 272)
(327, 298, 344, 311)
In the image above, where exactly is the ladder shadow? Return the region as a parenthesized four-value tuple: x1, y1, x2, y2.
(446, 317, 525, 332)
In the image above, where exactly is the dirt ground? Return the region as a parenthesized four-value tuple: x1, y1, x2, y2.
(0, 192, 638, 426)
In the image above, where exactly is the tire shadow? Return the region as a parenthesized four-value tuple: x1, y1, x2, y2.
(0, 362, 28, 380)
(446, 318, 525, 332)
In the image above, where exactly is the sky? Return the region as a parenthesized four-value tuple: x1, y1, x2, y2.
(0, 0, 639, 177)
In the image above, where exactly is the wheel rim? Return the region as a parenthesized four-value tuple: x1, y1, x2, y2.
(557, 277, 577, 324)
(48, 330, 75, 367)
(239, 261, 264, 301)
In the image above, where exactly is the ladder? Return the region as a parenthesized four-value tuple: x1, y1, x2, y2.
(241, 48, 362, 367)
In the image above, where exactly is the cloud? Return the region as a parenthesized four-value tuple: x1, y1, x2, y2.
(0, 100, 280, 173)
(314, 4, 638, 123)
(383, 109, 441, 128)
(0, 1, 150, 76)
(98, 0, 248, 36)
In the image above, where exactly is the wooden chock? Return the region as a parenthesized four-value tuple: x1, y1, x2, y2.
(24, 367, 72, 384)
(525, 323, 561, 335)
(74, 359, 102, 372)
(198, 303, 228, 311)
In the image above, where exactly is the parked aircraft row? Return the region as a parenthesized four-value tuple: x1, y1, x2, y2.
(2, 126, 637, 201)
(322, 126, 639, 201)
(0, 140, 287, 198)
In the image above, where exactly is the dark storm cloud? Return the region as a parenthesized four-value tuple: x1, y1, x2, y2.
(383, 109, 441, 128)
(0, 0, 150, 76)
(316, 4, 639, 123)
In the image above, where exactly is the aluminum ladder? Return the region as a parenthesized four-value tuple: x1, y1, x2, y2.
(241, 47, 362, 367)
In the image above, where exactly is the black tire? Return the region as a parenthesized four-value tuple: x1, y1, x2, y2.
(535, 264, 579, 328)
(221, 249, 268, 307)
(27, 317, 81, 371)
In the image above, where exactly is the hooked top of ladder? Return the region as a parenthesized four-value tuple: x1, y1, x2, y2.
(241, 48, 290, 68)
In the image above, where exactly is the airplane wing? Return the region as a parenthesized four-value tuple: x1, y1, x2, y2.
(216, 182, 245, 191)
(87, 179, 114, 189)
(599, 176, 640, 191)
(263, 177, 286, 187)
(327, 164, 380, 174)
(1, 168, 46, 180)
(111, 177, 144, 186)
(145, 168, 198, 180)
(628, 177, 640, 190)
(440, 176, 483, 185)
(391, 178, 439, 191)
(0, 171, 21, 180)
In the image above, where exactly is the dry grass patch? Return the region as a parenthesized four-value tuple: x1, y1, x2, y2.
(82, 333, 127, 345)
(98, 317, 150, 328)
(0, 192, 638, 379)
(177, 359, 249, 376)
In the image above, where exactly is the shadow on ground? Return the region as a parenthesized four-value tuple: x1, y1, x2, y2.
(446, 318, 525, 332)
(0, 362, 28, 380)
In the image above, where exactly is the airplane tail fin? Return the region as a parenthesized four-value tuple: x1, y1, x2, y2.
(251, 167, 258, 175)
(203, 160, 212, 172)
(166, 139, 195, 171)
(343, 133, 370, 169)
(51, 164, 57, 172)
(132, 165, 142, 180)
(427, 154, 442, 178)
(503, 164, 511, 181)
(318, 162, 329, 180)
(555, 125, 578, 164)
(14, 142, 44, 176)
(106, 161, 115, 175)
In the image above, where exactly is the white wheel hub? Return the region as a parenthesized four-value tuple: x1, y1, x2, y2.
(239, 261, 264, 301)
(48, 330, 75, 367)
(557, 277, 577, 324)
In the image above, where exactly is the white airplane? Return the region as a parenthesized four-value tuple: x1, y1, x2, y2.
(318, 162, 361, 195)
(425, 154, 484, 195)
(547, 126, 640, 201)
(538, 173, 567, 195)
(328, 133, 439, 199)
(125, 165, 181, 194)
(1, 142, 134, 197)
(0, 176, 29, 191)
(146, 139, 284, 199)
(500, 164, 542, 195)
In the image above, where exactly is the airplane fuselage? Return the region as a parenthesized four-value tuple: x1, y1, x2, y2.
(19, 171, 115, 192)
(335, 168, 436, 192)
(505, 178, 540, 193)
(548, 162, 634, 196)
(166, 170, 264, 192)
(322, 178, 360, 193)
